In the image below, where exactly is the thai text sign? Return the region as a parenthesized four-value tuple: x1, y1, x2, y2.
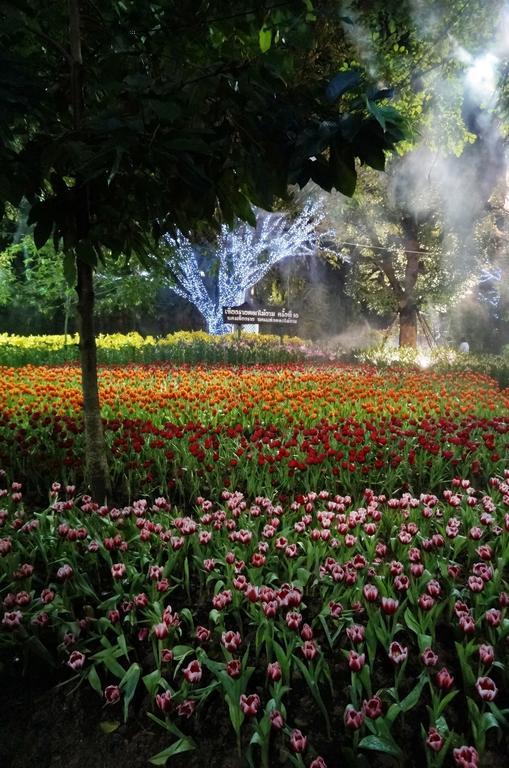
(222, 307, 299, 325)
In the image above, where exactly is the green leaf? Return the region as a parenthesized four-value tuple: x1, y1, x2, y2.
(399, 676, 426, 712)
(120, 662, 141, 721)
(117, 633, 129, 658)
(367, 99, 387, 130)
(63, 252, 77, 286)
(436, 689, 458, 717)
(88, 665, 102, 695)
(149, 738, 196, 765)
(259, 26, 272, 53)
(404, 607, 422, 636)
(481, 712, 500, 733)
(325, 70, 362, 102)
(329, 142, 357, 196)
(33, 216, 53, 249)
(76, 241, 98, 268)
(171, 645, 194, 658)
(386, 702, 400, 725)
(488, 702, 509, 726)
(143, 669, 163, 698)
(296, 567, 311, 586)
(359, 735, 402, 759)
(99, 720, 120, 733)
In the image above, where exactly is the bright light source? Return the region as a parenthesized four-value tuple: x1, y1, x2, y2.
(416, 353, 431, 369)
(465, 53, 498, 100)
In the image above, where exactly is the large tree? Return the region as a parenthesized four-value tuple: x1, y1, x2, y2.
(0, 0, 405, 499)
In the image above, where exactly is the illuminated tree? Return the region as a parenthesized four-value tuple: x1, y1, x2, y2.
(167, 198, 328, 334)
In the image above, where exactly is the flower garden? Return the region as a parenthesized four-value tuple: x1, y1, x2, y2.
(1, 352, 509, 768)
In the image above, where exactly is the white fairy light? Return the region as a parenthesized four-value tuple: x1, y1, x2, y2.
(166, 199, 327, 334)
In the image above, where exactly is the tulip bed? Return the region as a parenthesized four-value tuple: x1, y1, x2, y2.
(0, 363, 508, 502)
(0, 363, 509, 768)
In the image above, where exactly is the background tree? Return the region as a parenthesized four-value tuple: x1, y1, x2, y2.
(320, 151, 504, 348)
(301, 0, 509, 348)
(0, 234, 165, 337)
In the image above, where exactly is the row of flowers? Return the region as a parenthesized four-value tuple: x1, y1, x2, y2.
(0, 331, 326, 366)
(1, 333, 509, 383)
(1, 471, 509, 766)
(0, 365, 507, 501)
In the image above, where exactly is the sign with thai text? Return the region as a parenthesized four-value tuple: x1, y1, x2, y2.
(222, 306, 299, 325)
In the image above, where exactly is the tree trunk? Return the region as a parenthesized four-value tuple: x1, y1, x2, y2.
(398, 301, 418, 348)
(398, 221, 420, 349)
(76, 258, 112, 501)
(69, 0, 111, 501)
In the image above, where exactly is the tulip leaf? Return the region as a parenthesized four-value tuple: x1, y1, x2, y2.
(481, 712, 500, 733)
(403, 607, 422, 636)
(143, 669, 163, 697)
(171, 644, 194, 658)
(149, 738, 196, 765)
(120, 662, 141, 721)
(488, 702, 509, 726)
(88, 665, 102, 695)
(359, 735, 402, 758)
(386, 702, 400, 725)
(399, 675, 426, 712)
(99, 720, 120, 733)
(436, 689, 458, 717)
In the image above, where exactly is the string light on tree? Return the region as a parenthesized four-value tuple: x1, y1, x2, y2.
(166, 199, 327, 333)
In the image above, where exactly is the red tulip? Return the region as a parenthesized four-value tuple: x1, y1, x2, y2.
(267, 661, 282, 681)
(459, 614, 476, 633)
(221, 630, 242, 652)
(290, 729, 307, 753)
(475, 676, 497, 701)
(270, 709, 284, 729)
(104, 685, 121, 704)
(195, 625, 211, 642)
(155, 690, 172, 712)
(183, 659, 202, 684)
(421, 648, 439, 667)
(240, 693, 260, 716)
(485, 608, 501, 627)
(346, 624, 365, 644)
(363, 584, 378, 602)
(309, 758, 328, 768)
(435, 667, 454, 690)
(381, 597, 399, 615)
(348, 650, 365, 672)
(301, 641, 318, 660)
(362, 696, 382, 719)
(300, 622, 314, 640)
(153, 622, 169, 639)
(344, 704, 364, 730)
(177, 699, 196, 718)
(67, 650, 86, 670)
(227, 659, 241, 678)
(453, 745, 479, 767)
(418, 594, 435, 611)
(388, 641, 408, 664)
(426, 727, 444, 752)
(478, 644, 494, 665)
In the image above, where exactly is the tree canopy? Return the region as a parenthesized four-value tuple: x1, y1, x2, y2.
(0, 0, 406, 265)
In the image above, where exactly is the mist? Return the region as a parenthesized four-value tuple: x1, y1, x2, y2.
(292, 0, 509, 354)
